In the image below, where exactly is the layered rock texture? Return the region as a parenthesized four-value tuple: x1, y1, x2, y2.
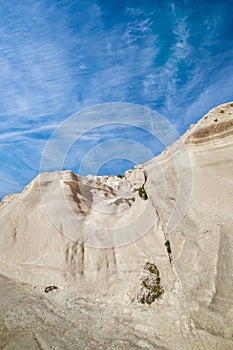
(0, 102, 233, 349)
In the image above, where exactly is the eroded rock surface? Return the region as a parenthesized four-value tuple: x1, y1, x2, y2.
(0, 102, 233, 349)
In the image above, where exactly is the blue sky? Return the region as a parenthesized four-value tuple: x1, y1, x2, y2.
(0, 0, 233, 199)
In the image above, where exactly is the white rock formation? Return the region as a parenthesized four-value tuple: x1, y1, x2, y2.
(0, 102, 233, 349)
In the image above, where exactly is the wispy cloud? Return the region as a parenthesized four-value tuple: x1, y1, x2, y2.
(142, 7, 192, 114)
(0, 0, 232, 198)
(142, 1, 233, 131)
(184, 64, 233, 123)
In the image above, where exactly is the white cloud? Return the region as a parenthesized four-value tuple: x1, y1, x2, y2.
(124, 18, 152, 45)
(184, 65, 233, 124)
(0, 125, 56, 141)
(0, 0, 232, 197)
(172, 17, 190, 60)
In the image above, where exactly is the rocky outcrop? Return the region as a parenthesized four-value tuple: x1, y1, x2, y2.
(0, 102, 233, 349)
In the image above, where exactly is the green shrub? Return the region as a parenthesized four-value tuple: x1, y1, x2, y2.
(136, 184, 148, 200)
(165, 240, 171, 254)
(137, 262, 164, 305)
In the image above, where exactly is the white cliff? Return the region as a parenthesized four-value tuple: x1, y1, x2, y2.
(0, 102, 232, 349)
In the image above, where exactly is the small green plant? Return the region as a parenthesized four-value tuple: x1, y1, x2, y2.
(44, 285, 58, 293)
(136, 184, 148, 200)
(137, 262, 164, 305)
(165, 240, 171, 254)
(148, 265, 157, 274)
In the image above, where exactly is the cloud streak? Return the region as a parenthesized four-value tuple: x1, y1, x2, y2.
(0, 0, 232, 198)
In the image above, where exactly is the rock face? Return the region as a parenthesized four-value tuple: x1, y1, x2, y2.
(0, 102, 233, 349)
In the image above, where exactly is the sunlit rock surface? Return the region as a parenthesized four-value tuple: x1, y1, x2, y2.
(0, 102, 233, 349)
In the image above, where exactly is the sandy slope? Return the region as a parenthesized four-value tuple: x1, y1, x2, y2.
(0, 102, 233, 349)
